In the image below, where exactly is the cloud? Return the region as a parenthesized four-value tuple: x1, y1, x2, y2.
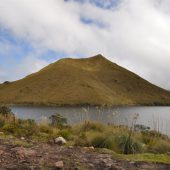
(0, 0, 170, 89)
(0, 54, 49, 82)
(13, 55, 49, 78)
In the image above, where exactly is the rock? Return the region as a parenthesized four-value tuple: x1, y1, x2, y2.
(55, 161, 64, 169)
(130, 161, 135, 164)
(68, 146, 73, 149)
(89, 146, 94, 150)
(83, 147, 88, 149)
(0, 132, 4, 135)
(110, 164, 124, 170)
(54, 137, 66, 145)
(83, 146, 94, 150)
(20, 137, 24, 140)
(12, 147, 36, 159)
(0, 150, 4, 155)
(16, 149, 25, 160)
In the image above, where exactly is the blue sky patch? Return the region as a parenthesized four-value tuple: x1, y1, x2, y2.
(66, 0, 120, 9)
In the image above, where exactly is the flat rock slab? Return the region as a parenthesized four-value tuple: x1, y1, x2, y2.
(0, 143, 169, 170)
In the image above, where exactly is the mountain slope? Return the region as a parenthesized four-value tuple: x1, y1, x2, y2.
(0, 54, 170, 106)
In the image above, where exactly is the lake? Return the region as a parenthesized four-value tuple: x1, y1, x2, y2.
(11, 106, 170, 136)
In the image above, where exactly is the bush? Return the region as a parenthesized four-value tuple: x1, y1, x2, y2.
(116, 134, 142, 154)
(0, 105, 14, 117)
(58, 129, 72, 140)
(74, 133, 90, 147)
(141, 130, 169, 146)
(39, 125, 53, 134)
(148, 140, 170, 154)
(80, 121, 105, 132)
(2, 123, 16, 134)
(2, 118, 37, 138)
(91, 135, 115, 150)
(49, 113, 67, 127)
(0, 116, 5, 128)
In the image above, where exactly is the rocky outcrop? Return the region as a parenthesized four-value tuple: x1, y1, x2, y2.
(0, 142, 169, 170)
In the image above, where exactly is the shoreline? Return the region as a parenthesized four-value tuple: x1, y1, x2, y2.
(1, 103, 170, 108)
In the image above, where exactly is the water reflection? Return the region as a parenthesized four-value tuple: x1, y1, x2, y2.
(11, 106, 170, 136)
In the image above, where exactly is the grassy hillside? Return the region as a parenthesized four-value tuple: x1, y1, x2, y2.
(0, 54, 170, 106)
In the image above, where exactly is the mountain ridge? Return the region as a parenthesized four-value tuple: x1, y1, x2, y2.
(0, 54, 170, 106)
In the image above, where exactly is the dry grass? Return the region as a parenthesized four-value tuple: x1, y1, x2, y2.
(0, 55, 170, 106)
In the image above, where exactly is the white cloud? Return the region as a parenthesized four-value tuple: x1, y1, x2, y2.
(13, 55, 49, 78)
(0, 53, 49, 82)
(0, 0, 170, 89)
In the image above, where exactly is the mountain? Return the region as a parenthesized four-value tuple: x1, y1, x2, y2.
(0, 54, 170, 106)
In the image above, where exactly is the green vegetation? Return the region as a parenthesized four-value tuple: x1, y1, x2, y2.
(0, 105, 170, 164)
(49, 113, 68, 127)
(115, 153, 170, 164)
(0, 55, 170, 106)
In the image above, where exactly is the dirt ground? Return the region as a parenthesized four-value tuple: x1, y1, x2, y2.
(0, 140, 170, 170)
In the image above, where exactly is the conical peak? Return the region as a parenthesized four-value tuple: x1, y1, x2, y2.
(89, 54, 106, 60)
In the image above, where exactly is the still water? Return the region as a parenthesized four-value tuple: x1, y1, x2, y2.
(11, 106, 170, 136)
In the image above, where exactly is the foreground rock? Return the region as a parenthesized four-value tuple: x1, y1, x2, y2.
(54, 136, 66, 145)
(55, 161, 64, 169)
(0, 140, 169, 170)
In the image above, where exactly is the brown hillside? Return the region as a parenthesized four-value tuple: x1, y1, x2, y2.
(0, 54, 170, 106)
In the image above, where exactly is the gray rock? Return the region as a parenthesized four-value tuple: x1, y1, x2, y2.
(55, 161, 64, 169)
(54, 137, 66, 145)
(21, 137, 25, 140)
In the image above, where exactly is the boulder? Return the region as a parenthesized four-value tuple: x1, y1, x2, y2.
(54, 137, 66, 145)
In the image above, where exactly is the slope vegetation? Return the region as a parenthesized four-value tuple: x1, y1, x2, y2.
(0, 55, 170, 106)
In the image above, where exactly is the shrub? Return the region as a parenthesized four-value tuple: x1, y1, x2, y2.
(148, 130, 168, 139)
(80, 121, 105, 132)
(32, 132, 52, 142)
(141, 130, 169, 145)
(0, 115, 6, 128)
(0, 105, 14, 117)
(147, 140, 170, 154)
(39, 124, 53, 134)
(91, 135, 115, 150)
(2, 118, 38, 138)
(116, 134, 142, 154)
(74, 133, 90, 147)
(2, 123, 16, 134)
(49, 113, 67, 127)
(58, 129, 72, 140)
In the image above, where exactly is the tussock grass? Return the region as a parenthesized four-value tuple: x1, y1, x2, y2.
(0, 108, 170, 158)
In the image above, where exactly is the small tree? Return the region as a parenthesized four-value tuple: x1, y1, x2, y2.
(0, 105, 14, 117)
(49, 113, 67, 127)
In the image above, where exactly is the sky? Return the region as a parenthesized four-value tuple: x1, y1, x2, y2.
(0, 0, 170, 90)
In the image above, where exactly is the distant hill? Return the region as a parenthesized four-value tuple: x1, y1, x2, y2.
(0, 54, 170, 106)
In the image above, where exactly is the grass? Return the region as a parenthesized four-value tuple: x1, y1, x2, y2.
(116, 153, 170, 164)
(0, 54, 170, 106)
(0, 107, 170, 164)
(98, 148, 170, 164)
(1, 114, 170, 155)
